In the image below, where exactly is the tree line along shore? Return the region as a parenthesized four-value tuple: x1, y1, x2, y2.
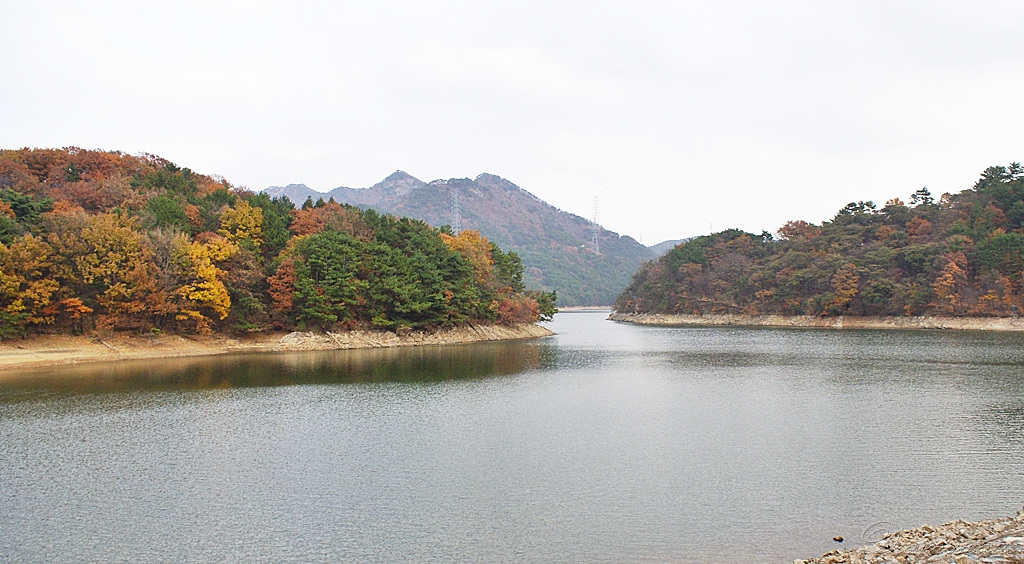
(616, 163, 1024, 322)
(0, 148, 556, 343)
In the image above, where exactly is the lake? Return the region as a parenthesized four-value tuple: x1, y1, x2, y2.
(2, 311, 1023, 563)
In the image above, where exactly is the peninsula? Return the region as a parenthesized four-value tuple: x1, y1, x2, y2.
(0, 148, 556, 352)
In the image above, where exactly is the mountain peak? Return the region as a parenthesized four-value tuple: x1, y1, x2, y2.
(474, 173, 517, 188)
(384, 170, 418, 183)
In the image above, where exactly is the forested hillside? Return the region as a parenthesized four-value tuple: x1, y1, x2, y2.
(0, 148, 554, 339)
(617, 163, 1024, 318)
(266, 172, 655, 306)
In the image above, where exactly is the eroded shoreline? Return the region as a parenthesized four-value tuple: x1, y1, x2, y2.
(609, 312, 1024, 331)
(0, 323, 553, 374)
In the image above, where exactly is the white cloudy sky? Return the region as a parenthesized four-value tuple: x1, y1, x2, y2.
(3, 1, 1023, 244)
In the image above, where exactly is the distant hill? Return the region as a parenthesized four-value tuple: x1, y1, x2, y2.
(265, 172, 656, 306)
(647, 238, 689, 256)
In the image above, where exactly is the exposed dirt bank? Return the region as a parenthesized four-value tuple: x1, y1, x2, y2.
(795, 510, 1024, 563)
(0, 323, 553, 374)
(609, 312, 1024, 332)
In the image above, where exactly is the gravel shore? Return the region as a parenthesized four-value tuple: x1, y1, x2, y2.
(795, 510, 1024, 563)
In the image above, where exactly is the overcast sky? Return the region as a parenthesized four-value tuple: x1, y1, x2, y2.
(3, 1, 1023, 244)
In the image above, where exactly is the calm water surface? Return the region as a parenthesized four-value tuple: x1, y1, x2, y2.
(2, 312, 1023, 563)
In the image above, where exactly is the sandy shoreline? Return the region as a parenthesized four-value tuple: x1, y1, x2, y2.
(0, 323, 553, 375)
(609, 312, 1024, 331)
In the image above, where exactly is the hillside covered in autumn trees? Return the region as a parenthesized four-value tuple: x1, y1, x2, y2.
(616, 163, 1024, 319)
(0, 148, 555, 340)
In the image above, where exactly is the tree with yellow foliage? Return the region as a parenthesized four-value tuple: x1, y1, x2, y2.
(0, 235, 59, 335)
(76, 214, 155, 329)
(218, 199, 264, 253)
(171, 234, 237, 333)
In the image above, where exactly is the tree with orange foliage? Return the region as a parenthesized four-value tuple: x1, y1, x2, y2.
(266, 257, 297, 317)
(440, 230, 494, 286)
(288, 201, 372, 240)
(492, 294, 539, 325)
(826, 263, 860, 315)
(906, 217, 932, 243)
(776, 220, 820, 241)
(42, 298, 93, 334)
(931, 252, 969, 315)
(288, 206, 325, 236)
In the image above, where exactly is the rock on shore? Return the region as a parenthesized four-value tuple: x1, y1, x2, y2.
(609, 312, 1024, 332)
(795, 511, 1024, 563)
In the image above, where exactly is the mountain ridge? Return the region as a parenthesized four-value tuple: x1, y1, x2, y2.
(264, 173, 657, 306)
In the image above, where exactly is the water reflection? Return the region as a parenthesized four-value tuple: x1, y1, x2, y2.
(0, 341, 542, 399)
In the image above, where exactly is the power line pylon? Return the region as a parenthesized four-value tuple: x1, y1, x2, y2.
(451, 185, 462, 234)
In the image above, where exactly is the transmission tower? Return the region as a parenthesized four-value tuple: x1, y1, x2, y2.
(451, 185, 462, 234)
(590, 197, 600, 255)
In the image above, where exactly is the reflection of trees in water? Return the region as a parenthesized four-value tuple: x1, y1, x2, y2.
(283, 342, 542, 385)
(0, 342, 544, 397)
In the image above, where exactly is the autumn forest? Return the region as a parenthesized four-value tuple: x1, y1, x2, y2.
(0, 148, 555, 339)
(617, 163, 1024, 319)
